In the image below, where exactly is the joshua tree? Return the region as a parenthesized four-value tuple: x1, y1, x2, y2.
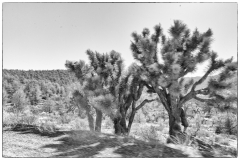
(65, 60, 105, 132)
(71, 89, 95, 131)
(66, 50, 156, 135)
(130, 20, 237, 140)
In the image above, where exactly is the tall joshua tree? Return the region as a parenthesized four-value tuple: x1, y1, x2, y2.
(65, 60, 104, 132)
(66, 50, 156, 135)
(130, 20, 237, 139)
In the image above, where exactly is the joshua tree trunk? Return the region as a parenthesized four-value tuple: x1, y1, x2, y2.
(153, 82, 188, 143)
(113, 117, 123, 135)
(127, 109, 136, 135)
(127, 100, 136, 135)
(168, 108, 182, 136)
(95, 109, 103, 132)
(113, 98, 155, 136)
(167, 104, 189, 143)
(86, 111, 94, 131)
(113, 114, 128, 135)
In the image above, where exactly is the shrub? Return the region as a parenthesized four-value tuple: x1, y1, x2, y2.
(139, 126, 160, 143)
(103, 116, 113, 129)
(30, 105, 42, 115)
(158, 119, 167, 132)
(60, 113, 72, 124)
(224, 116, 237, 136)
(69, 118, 88, 130)
(16, 107, 37, 125)
(3, 111, 18, 127)
(20, 114, 37, 125)
(134, 110, 146, 123)
(37, 119, 58, 134)
(11, 88, 27, 114)
(197, 129, 210, 138)
(215, 125, 223, 134)
(35, 115, 59, 134)
(3, 104, 15, 113)
(41, 99, 55, 113)
(167, 132, 193, 146)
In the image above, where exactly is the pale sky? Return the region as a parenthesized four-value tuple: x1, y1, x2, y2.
(3, 3, 237, 76)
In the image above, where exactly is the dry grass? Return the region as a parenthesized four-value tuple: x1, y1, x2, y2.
(3, 129, 189, 158)
(3, 102, 237, 158)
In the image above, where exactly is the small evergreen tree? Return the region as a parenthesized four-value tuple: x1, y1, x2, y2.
(12, 87, 27, 115)
(130, 20, 237, 139)
(3, 88, 9, 106)
(24, 80, 42, 105)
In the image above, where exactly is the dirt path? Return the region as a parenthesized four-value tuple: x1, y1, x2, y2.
(3, 129, 189, 158)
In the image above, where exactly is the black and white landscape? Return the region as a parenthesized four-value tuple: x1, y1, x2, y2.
(2, 3, 238, 158)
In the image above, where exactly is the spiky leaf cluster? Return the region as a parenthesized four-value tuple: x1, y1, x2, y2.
(86, 50, 123, 92)
(89, 94, 117, 116)
(65, 60, 91, 83)
(130, 25, 162, 66)
(130, 20, 215, 85)
(207, 60, 237, 104)
(130, 20, 237, 111)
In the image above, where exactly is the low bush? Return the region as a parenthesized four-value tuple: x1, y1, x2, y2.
(134, 110, 146, 123)
(36, 119, 58, 134)
(19, 108, 37, 125)
(138, 125, 160, 144)
(3, 111, 19, 127)
(103, 116, 113, 129)
(69, 118, 88, 130)
(20, 114, 37, 125)
(197, 129, 210, 138)
(59, 113, 72, 124)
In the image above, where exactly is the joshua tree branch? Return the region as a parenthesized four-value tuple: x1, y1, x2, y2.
(180, 67, 213, 106)
(153, 84, 170, 113)
(179, 91, 195, 107)
(194, 96, 213, 103)
(192, 67, 213, 91)
(135, 98, 158, 111)
(123, 96, 133, 114)
(136, 82, 144, 100)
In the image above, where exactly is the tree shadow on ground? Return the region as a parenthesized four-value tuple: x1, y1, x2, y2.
(41, 130, 189, 158)
(5, 125, 219, 158)
(7, 124, 64, 138)
(4, 125, 234, 158)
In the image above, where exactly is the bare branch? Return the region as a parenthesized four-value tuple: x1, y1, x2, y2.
(192, 67, 213, 91)
(135, 98, 158, 111)
(179, 91, 195, 106)
(179, 67, 213, 106)
(194, 96, 213, 103)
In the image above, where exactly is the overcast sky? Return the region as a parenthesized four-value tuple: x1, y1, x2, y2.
(3, 3, 237, 76)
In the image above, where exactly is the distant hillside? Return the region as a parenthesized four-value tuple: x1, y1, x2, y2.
(3, 69, 78, 85)
(183, 72, 237, 94)
(185, 72, 237, 89)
